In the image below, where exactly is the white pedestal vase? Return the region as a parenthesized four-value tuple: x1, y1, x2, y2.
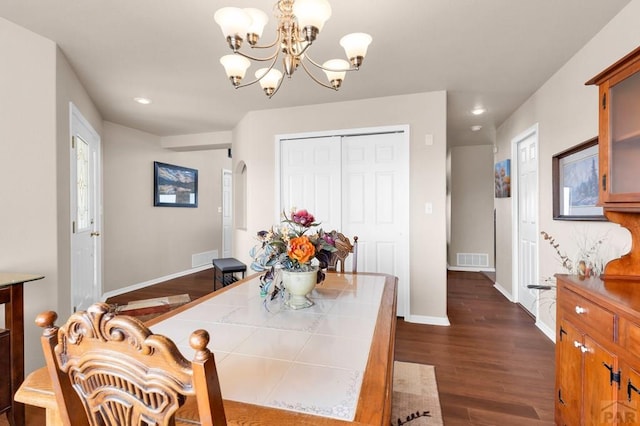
(282, 267, 317, 309)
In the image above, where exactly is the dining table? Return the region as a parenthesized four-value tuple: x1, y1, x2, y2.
(15, 271, 397, 425)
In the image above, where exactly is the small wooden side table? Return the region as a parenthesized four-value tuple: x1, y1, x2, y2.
(0, 272, 44, 426)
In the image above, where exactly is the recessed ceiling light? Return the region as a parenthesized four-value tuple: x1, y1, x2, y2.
(471, 125, 482, 131)
(471, 107, 486, 115)
(134, 97, 152, 105)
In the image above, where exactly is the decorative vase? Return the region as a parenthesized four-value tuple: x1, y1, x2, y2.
(282, 267, 317, 309)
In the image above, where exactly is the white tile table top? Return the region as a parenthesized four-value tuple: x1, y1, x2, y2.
(150, 273, 385, 421)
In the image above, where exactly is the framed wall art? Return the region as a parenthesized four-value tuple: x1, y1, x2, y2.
(494, 159, 511, 198)
(153, 161, 198, 207)
(552, 137, 605, 220)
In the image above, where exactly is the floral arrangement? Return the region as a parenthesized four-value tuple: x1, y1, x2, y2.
(540, 230, 606, 278)
(249, 209, 338, 296)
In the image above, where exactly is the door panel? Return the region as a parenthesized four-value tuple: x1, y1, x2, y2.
(71, 104, 101, 313)
(280, 136, 342, 231)
(556, 320, 583, 425)
(516, 130, 538, 315)
(222, 169, 232, 258)
(584, 335, 617, 425)
(342, 132, 409, 316)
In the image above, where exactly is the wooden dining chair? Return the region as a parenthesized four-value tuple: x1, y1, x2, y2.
(35, 302, 227, 426)
(327, 232, 358, 273)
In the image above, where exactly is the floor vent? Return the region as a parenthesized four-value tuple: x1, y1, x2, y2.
(456, 253, 489, 268)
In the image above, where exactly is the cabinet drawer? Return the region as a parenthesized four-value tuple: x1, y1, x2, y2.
(559, 288, 615, 340)
(619, 317, 640, 352)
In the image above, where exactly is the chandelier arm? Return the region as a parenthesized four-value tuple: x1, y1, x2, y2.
(299, 59, 338, 91)
(304, 53, 359, 72)
(248, 35, 281, 50)
(234, 56, 281, 90)
(234, 48, 280, 63)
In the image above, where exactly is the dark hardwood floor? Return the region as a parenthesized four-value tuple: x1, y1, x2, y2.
(5, 269, 554, 426)
(395, 271, 555, 425)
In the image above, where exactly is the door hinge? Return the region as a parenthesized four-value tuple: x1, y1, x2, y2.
(603, 362, 621, 388)
(72, 221, 76, 234)
(602, 173, 607, 192)
(628, 380, 640, 402)
(559, 326, 567, 341)
(71, 135, 76, 149)
(602, 93, 607, 110)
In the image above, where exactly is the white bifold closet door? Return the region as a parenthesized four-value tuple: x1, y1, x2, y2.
(280, 131, 409, 317)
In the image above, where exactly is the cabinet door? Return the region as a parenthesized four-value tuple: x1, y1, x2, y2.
(607, 68, 640, 200)
(619, 363, 640, 425)
(556, 320, 583, 425)
(583, 335, 617, 425)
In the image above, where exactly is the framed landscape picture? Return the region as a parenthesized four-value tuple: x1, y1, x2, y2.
(552, 137, 605, 220)
(153, 161, 198, 207)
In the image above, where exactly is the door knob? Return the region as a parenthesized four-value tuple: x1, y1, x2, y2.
(90, 232, 101, 237)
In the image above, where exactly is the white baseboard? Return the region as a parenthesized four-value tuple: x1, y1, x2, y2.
(101, 264, 213, 301)
(403, 314, 451, 326)
(493, 281, 515, 302)
(447, 265, 496, 272)
(536, 319, 556, 343)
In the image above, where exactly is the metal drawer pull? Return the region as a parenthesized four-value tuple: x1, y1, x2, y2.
(575, 306, 586, 314)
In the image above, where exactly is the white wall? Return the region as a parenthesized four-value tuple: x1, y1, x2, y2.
(495, 0, 640, 333)
(0, 18, 58, 373)
(56, 47, 104, 316)
(102, 122, 232, 293)
(449, 145, 495, 269)
(232, 92, 449, 322)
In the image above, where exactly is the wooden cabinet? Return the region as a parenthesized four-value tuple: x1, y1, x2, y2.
(556, 275, 640, 425)
(586, 46, 640, 279)
(587, 46, 640, 209)
(557, 47, 640, 425)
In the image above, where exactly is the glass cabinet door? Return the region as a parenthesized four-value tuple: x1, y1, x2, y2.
(609, 69, 640, 196)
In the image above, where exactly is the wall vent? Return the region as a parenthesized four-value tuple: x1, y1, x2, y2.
(192, 250, 218, 268)
(456, 253, 489, 268)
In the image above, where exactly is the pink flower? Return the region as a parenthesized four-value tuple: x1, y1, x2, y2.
(292, 209, 315, 227)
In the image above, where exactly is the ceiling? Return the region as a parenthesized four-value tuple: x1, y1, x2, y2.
(0, 0, 631, 146)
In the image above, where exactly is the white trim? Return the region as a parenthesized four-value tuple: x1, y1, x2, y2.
(404, 314, 451, 326)
(447, 265, 495, 272)
(536, 319, 556, 343)
(510, 123, 540, 316)
(101, 265, 212, 301)
(493, 282, 515, 302)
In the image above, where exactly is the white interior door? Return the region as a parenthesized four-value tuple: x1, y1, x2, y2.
(342, 133, 410, 316)
(71, 103, 102, 313)
(279, 129, 410, 317)
(516, 128, 539, 315)
(222, 169, 232, 258)
(280, 136, 342, 230)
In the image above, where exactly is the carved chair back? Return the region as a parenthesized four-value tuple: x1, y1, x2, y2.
(327, 233, 358, 273)
(36, 302, 226, 426)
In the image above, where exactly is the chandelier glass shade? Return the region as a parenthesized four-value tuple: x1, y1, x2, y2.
(214, 0, 372, 97)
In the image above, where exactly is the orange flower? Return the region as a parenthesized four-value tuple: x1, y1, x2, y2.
(288, 236, 316, 264)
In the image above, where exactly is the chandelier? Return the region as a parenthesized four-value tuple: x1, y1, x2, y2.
(214, 0, 372, 97)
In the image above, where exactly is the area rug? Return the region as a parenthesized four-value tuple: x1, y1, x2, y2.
(391, 361, 444, 426)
